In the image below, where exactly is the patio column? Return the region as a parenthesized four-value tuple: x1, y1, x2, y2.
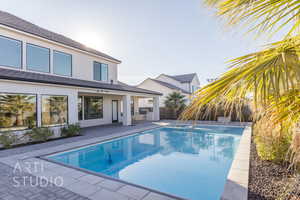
(122, 95, 132, 126)
(133, 96, 139, 115)
(153, 96, 160, 121)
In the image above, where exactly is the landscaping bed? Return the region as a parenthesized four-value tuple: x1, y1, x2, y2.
(248, 138, 300, 200)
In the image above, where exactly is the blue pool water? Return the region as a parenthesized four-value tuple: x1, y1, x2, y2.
(48, 126, 244, 200)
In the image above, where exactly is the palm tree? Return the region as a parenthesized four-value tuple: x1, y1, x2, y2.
(181, 0, 300, 165)
(164, 92, 186, 118)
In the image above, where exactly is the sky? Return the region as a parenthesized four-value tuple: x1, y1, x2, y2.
(0, 0, 278, 86)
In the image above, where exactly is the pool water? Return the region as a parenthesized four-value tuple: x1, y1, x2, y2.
(48, 126, 244, 200)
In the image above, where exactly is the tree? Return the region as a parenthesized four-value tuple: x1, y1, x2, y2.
(181, 0, 300, 165)
(164, 92, 186, 118)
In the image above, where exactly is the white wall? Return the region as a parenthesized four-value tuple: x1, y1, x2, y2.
(181, 82, 190, 93)
(190, 76, 201, 93)
(0, 26, 119, 84)
(138, 79, 188, 107)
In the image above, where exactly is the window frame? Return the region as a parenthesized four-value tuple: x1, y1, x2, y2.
(0, 35, 23, 69)
(0, 92, 37, 132)
(26, 43, 51, 73)
(53, 50, 73, 77)
(93, 61, 109, 82)
(78, 96, 83, 121)
(41, 94, 69, 127)
(101, 63, 108, 82)
(83, 96, 103, 120)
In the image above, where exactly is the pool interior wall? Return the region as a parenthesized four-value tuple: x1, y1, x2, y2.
(47, 125, 244, 200)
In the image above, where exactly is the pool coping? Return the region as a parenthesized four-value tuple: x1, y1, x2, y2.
(221, 125, 251, 200)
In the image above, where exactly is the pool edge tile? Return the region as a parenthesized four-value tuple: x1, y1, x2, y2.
(221, 126, 251, 200)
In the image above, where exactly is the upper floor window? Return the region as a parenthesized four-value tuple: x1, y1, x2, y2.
(53, 50, 72, 76)
(27, 44, 50, 73)
(93, 61, 108, 81)
(0, 35, 22, 69)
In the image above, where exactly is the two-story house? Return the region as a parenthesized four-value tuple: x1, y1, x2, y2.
(0, 10, 161, 133)
(137, 73, 200, 108)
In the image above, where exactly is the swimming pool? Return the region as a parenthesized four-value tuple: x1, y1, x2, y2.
(47, 125, 244, 200)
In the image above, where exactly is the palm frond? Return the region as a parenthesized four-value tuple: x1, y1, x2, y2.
(204, 0, 300, 37)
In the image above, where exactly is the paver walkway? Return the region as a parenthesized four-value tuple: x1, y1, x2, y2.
(0, 162, 88, 200)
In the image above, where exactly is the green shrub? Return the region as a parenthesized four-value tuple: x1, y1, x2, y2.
(26, 127, 53, 142)
(0, 132, 18, 148)
(255, 134, 291, 162)
(61, 123, 81, 137)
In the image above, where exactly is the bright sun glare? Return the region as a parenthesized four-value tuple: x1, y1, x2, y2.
(75, 31, 107, 51)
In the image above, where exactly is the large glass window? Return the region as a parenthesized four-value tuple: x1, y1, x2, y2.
(78, 96, 83, 120)
(84, 96, 103, 120)
(53, 50, 72, 76)
(93, 62, 108, 81)
(27, 44, 50, 73)
(0, 93, 36, 131)
(101, 64, 108, 81)
(0, 36, 22, 68)
(42, 95, 68, 126)
(93, 62, 101, 81)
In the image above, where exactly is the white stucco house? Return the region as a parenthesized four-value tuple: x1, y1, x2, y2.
(137, 73, 200, 108)
(0, 10, 161, 134)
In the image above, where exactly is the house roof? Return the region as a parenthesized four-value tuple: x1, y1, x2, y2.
(0, 10, 121, 63)
(0, 68, 161, 95)
(169, 73, 197, 83)
(150, 79, 191, 94)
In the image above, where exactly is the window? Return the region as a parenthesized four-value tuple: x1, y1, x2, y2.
(0, 36, 22, 68)
(101, 64, 108, 81)
(192, 86, 199, 93)
(53, 50, 72, 76)
(42, 95, 68, 126)
(93, 62, 101, 81)
(0, 93, 36, 131)
(93, 62, 108, 81)
(27, 44, 50, 73)
(78, 96, 83, 120)
(84, 96, 103, 120)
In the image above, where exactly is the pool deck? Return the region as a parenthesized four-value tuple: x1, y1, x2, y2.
(0, 120, 251, 200)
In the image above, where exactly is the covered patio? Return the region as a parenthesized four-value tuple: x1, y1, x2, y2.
(77, 88, 161, 127)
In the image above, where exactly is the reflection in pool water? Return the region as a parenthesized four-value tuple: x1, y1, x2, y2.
(48, 126, 243, 200)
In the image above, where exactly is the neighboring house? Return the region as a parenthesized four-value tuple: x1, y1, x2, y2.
(137, 73, 200, 107)
(0, 10, 161, 133)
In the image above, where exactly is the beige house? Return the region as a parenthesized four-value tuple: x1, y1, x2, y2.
(137, 73, 200, 108)
(0, 10, 161, 134)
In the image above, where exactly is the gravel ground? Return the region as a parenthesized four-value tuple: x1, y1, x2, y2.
(248, 139, 300, 200)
